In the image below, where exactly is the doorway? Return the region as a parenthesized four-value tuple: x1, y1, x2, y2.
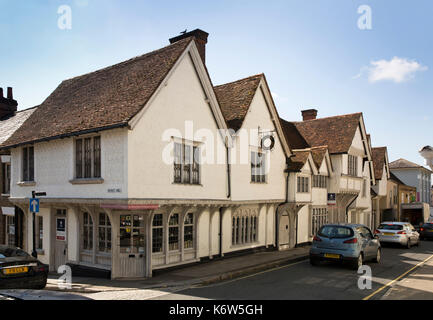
(54, 209, 67, 271)
(118, 214, 146, 278)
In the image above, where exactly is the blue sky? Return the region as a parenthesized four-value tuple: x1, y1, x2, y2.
(0, 0, 432, 168)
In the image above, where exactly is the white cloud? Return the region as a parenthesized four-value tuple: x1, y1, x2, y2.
(356, 57, 427, 83)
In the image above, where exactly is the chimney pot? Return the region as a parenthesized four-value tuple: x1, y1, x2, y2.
(169, 29, 209, 64)
(7, 87, 13, 100)
(302, 109, 318, 121)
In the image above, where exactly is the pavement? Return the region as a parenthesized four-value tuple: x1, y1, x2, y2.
(45, 246, 310, 295)
(382, 251, 433, 300)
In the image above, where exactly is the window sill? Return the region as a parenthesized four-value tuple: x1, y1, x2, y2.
(69, 178, 104, 185)
(172, 182, 202, 187)
(1, 194, 10, 197)
(250, 181, 267, 184)
(17, 181, 36, 187)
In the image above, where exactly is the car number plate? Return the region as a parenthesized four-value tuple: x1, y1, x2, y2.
(3, 267, 29, 275)
(384, 233, 394, 236)
(324, 253, 340, 259)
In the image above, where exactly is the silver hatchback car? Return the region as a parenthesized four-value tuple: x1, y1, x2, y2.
(375, 222, 420, 248)
(310, 224, 381, 270)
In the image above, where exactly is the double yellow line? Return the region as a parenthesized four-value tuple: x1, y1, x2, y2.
(363, 253, 433, 300)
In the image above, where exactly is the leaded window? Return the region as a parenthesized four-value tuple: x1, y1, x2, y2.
(251, 151, 266, 183)
(312, 208, 328, 236)
(184, 213, 194, 249)
(232, 214, 259, 246)
(297, 176, 310, 193)
(83, 212, 93, 251)
(152, 214, 164, 253)
(75, 136, 101, 179)
(22, 146, 34, 182)
(169, 213, 179, 251)
(174, 142, 200, 185)
(98, 212, 111, 253)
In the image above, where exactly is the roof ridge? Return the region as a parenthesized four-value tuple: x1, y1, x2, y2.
(293, 112, 362, 123)
(62, 37, 194, 83)
(214, 73, 264, 88)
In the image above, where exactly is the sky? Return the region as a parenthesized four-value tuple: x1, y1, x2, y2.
(0, 0, 432, 168)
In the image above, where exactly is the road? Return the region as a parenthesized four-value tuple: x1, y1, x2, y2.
(149, 240, 433, 300)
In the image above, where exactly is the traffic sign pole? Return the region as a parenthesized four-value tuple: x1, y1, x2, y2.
(30, 191, 46, 259)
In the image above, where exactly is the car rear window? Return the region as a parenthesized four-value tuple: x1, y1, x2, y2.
(318, 226, 354, 239)
(0, 248, 30, 258)
(378, 224, 403, 231)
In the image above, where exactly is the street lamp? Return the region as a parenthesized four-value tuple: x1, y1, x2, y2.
(420, 146, 433, 171)
(31, 191, 47, 258)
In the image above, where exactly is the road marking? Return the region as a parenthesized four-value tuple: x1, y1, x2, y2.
(193, 259, 308, 289)
(363, 253, 433, 300)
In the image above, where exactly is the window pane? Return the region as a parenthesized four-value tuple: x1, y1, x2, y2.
(22, 147, 28, 182)
(152, 227, 163, 253)
(84, 138, 92, 178)
(169, 227, 179, 251)
(29, 147, 34, 181)
(93, 137, 101, 178)
(76, 139, 83, 179)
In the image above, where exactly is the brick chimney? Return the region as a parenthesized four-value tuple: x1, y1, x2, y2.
(169, 29, 209, 64)
(0, 87, 18, 119)
(301, 109, 318, 121)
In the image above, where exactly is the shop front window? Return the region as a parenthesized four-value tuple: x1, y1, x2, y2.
(168, 214, 179, 251)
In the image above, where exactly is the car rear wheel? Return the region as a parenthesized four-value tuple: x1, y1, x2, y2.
(373, 248, 381, 263)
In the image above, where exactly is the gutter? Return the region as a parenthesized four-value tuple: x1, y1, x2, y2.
(0, 123, 129, 151)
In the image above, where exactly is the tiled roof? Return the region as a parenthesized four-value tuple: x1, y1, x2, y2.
(2, 37, 194, 148)
(292, 113, 362, 154)
(0, 107, 38, 145)
(389, 158, 424, 169)
(287, 150, 310, 172)
(279, 118, 309, 150)
(372, 147, 388, 180)
(310, 147, 328, 169)
(214, 74, 263, 131)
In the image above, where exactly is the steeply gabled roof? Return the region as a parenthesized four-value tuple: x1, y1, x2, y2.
(372, 147, 388, 181)
(310, 146, 328, 169)
(0, 107, 38, 145)
(214, 74, 263, 131)
(292, 113, 362, 154)
(2, 37, 194, 148)
(287, 150, 311, 172)
(279, 118, 309, 150)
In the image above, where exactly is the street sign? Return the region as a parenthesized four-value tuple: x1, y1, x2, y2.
(29, 198, 40, 213)
(327, 193, 336, 206)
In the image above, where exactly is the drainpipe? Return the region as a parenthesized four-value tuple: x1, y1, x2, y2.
(276, 157, 293, 248)
(226, 137, 231, 199)
(219, 207, 223, 257)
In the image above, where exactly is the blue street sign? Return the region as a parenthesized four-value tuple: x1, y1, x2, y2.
(30, 198, 40, 213)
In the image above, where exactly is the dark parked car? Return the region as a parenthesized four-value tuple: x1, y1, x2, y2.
(0, 246, 48, 290)
(420, 222, 433, 240)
